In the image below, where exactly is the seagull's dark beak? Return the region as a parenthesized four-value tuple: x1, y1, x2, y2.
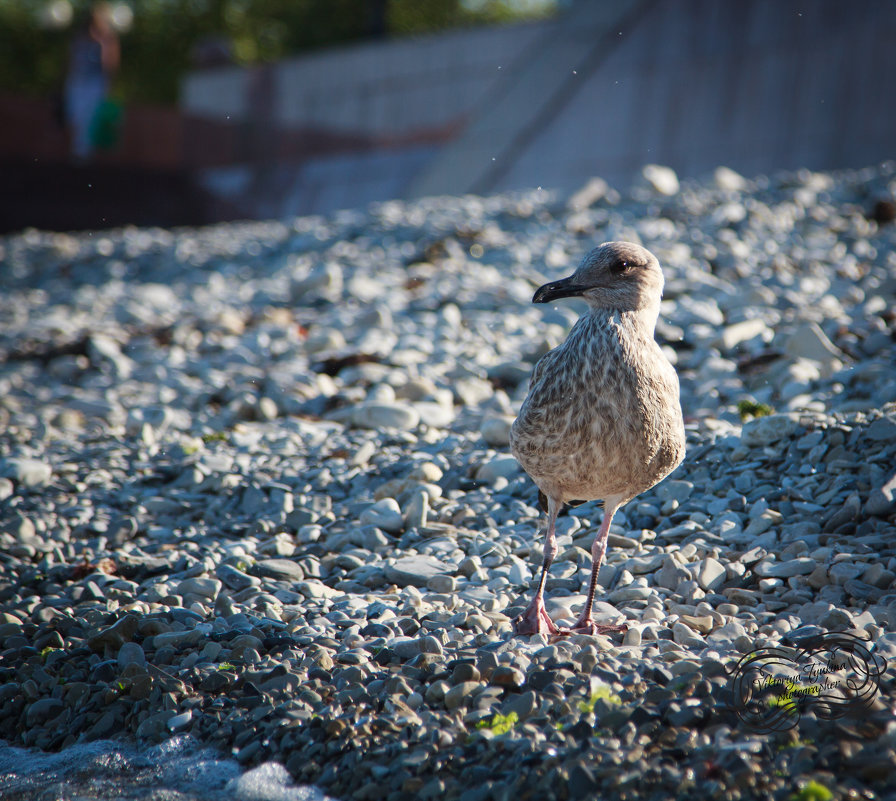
(533, 277, 588, 303)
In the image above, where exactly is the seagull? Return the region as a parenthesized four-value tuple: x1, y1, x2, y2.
(510, 241, 686, 636)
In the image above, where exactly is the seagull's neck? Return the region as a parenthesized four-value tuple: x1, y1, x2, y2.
(586, 303, 659, 337)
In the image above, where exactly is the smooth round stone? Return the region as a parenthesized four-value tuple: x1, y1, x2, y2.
(828, 562, 865, 585)
(174, 577, 222, 600)
(620, 554, 665, 575)
(656, 556, 690, 591)
(696, 557, 727, 591)
(642, 164, 679, 195)
(677, 614, 714, 634)
(444, 681, 481, 710)
(740, 414, 800, 446)
(407, 462, 443, 483)
(655, 480, 694, 503)
(136, 711, 174, 740)
(475, 456, 521, 483)
(25, 697, 65, 726)
(384, 555, 451, 588)
(117, 642, 147, 669)
(6, 514, 35, 539)
(413, 402, 454, 428)
(753, 557, 816, 578)
(607, 585, 653, 603)
(780, 321, 845, 373)
(672, 622, 706, 649)
(361, 498, 404, 534)
(390, 634, 443, 660)
(501, 689, 537, 721)
(0, 458, 53, 488)
(506, 558, 532, 586)
(351, 402, 420, 431)
(480, 416, 514, 447)
(489, 666, 525, 687)
(717, 318, 771, 350)
(714, 165, 747, 190)
(257, 396, 279, 421)
(866, 417, 896, 441)
(426, 574, 456, 593)
(216, 563, 261, 591)
(251, 559, 305, 581)
(707, 621, 747, 643)
(622, 628, 642, 647)
(167, 709, 193, 732)
(291, 262, 342, 299)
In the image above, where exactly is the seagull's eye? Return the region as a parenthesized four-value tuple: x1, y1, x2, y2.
(610, 259, 630, 275)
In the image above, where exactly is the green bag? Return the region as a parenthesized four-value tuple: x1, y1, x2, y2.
(89, 98, 123, 150)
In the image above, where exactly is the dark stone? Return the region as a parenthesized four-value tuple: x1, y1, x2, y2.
(360, 622, 392, 638)
(870, 199, 896, 224)
(373, 647, 397, 665)
(666, 701, 706, 727)
(599, 706, 632, 729)
(700, 659, 729, 678)
(366, 602, 390, 620)
(568, 763, 600, 797)
(262, 635, 300, 653)
(843, 579, 881, 601)
(650, 666, 674, 686)
(250, 559, 305, 582)
(89, 660, 118, 682)
(566, 719, 593, 741)
(526, 669, 556, 690)
(458, 786, 491, 801)
(25, 697, 65, 725)
(307, 667, 332, 682)
(784, 625, 826, 644)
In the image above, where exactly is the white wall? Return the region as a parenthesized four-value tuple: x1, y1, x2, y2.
(182, 21, 545, 137)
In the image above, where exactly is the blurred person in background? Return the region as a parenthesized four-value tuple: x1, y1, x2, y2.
(64, 3, 119, 161)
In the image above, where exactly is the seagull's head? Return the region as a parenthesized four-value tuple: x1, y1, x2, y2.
(532, 241, 664, 314)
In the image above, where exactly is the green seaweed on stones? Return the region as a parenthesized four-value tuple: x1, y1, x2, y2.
(737, 399, 774, 420)
(789, 780, 833, 801)
(576, 684, 622, 713)
(474, 710, 519, 735)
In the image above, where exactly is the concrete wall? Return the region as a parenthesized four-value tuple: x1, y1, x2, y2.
(183, 0, 896, 218)
(183, 22, 545, 139)
(485, 0, 896, 195)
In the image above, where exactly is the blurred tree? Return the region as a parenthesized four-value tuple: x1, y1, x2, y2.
(0, 0, 556, 105)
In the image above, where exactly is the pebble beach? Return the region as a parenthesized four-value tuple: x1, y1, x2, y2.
(1, 162, 895, 800)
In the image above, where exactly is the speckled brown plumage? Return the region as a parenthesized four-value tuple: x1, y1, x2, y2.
(510, 241, 686, 637)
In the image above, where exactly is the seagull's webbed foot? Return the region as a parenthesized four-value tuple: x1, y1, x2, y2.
(512, 596, 559, 636)
(565, 615, 628, 636)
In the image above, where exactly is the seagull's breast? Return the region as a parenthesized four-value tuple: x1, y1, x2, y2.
(510, 311, 685, 504)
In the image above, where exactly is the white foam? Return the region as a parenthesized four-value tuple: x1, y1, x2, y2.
(228, 762, 332, 801)
(0, 736, 335, 801)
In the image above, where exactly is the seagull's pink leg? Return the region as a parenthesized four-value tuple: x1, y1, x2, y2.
(513, 495, 561, 636)
(567, 502, 627, 636)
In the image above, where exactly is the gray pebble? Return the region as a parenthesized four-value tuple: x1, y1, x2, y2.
(117, 642, 147, 669)
(384, 555, 452, 588)
(0, 458, 53, 488)
(361, 498, 404, 534)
